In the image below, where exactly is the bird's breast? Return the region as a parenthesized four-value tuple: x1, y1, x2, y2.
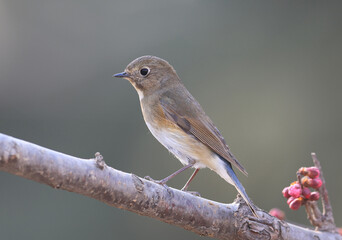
(144, 117, 215, 169)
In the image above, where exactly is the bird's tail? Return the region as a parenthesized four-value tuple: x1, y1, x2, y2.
(218, 157, 259, 218)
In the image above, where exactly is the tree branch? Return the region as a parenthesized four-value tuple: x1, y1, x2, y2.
(0, 133, 340, 240)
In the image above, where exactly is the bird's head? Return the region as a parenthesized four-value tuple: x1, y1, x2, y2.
(113, 56, 180, 98)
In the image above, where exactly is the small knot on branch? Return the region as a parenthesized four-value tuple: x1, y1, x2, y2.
(94, 152, 106, 170)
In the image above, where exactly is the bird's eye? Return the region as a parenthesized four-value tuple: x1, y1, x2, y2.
(140, 67, 150, 76)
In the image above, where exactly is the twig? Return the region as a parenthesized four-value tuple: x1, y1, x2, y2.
(0, 133, 340, 240)
(307, 153, 337, 232)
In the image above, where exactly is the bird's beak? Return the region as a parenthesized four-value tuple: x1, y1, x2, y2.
(113, 71, 130, 78)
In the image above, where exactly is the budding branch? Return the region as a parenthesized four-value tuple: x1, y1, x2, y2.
(0, 133, 340, 240)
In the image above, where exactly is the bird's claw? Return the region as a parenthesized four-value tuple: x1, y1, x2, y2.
(144, 176, 167, 186)
(182, 190, 201, 197)
(144, 175, 154, 181)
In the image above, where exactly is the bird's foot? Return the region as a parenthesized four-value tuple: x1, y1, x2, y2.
(144, 175, 154, 181)
(181, 186, 201, 196)
(182, 190, 201, 197)
(144, 176, 168, 186)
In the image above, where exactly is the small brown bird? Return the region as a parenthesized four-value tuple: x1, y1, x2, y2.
(114, 56, 258, 217)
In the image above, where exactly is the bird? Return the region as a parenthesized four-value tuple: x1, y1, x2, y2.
(113, 55, 258, 217)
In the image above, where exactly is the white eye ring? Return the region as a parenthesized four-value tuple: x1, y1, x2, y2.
(140, 67, 150, 77)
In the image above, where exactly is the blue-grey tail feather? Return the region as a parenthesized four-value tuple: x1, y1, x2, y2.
(220, 157, 258, 217)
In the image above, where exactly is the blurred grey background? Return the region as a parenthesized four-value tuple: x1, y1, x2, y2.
(1, 0, 341, 239)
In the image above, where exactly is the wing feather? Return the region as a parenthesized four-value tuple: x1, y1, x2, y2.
(160, 97, 248, 176)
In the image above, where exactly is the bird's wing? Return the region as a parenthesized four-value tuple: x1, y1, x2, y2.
(160, 96, 248, 176)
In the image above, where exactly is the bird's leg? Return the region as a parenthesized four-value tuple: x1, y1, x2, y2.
(145, 163, 193, 186)
(181, 168, 199, 191)
(180, 168, 201, 196)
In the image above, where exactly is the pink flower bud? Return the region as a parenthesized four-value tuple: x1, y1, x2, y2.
(269, 208, 285, 220)
(288, 183, 302, 198)
(302, 187, 311, 199)
(306, 167, 320, 179)
(287, 196, 295, 205)
(282, 187, 290, 198)
(298, 167, 308, 175)
(309, 192, 320, 201)
(289, 198, 302, 210)
(308, 178, 322, 189)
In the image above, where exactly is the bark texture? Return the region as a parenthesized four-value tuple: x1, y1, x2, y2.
(0, 133, 340, 240)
